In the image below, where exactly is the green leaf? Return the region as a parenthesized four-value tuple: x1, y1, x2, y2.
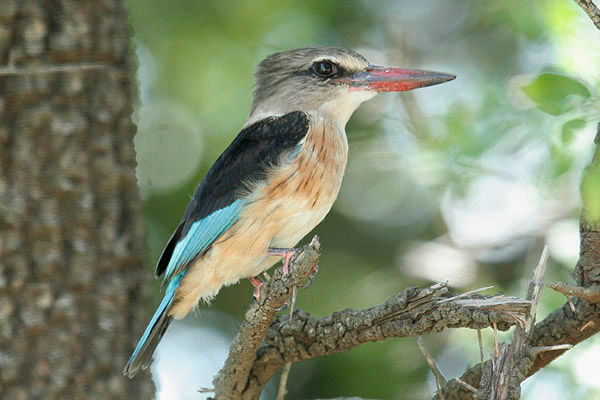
(551, 143, 573, 177)
(561, 118, 586, 143)
(523, 73, 591, 115)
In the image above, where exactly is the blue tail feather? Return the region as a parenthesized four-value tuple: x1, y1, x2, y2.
(123, 271, 185, 378)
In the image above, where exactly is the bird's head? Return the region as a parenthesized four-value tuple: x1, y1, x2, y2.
(247, 47, 455, 127)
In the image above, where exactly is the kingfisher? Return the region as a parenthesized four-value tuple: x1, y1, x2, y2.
(123, 47, 455, 377)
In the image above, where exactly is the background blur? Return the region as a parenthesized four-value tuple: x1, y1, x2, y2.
(125, 1, 600, 399)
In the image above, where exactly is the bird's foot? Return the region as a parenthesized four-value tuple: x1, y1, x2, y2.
(303, 263, 319, 289)
(249, 276, 265, 302)
(267, 247, 297, 276)
(249, 275, 289, 310)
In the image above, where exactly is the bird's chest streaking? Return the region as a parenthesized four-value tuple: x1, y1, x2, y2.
(227, 115, 348, 278)
(257, 116, 348, 249)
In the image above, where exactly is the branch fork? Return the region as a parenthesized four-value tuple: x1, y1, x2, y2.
(211, 238, 531, 400)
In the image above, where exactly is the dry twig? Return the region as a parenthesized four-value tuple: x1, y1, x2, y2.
(416, 336, 447, 392)
(484, 245, 549, 400)
(547, 282, 600, 302)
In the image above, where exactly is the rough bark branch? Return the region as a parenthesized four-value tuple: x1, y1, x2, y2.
(211, 130, 600, 400)
(432, 126, 600, 400)
(213, 257, 530, 399)
(547, 281, 600, 302)
(573, 0, 600, 30)
(248, 285, 529, 394)
(212, 236, 321, 399)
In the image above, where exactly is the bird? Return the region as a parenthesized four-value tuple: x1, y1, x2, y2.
(123, 47, 455, 377)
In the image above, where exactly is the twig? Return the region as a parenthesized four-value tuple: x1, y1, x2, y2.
(455, 378, 478, 393)
(477, 329, 484, 364)
(573, 0, 600, 30)
(289, 286, 298, 318)
(525, 246, 550, 331)
(528, 344, 573, 355)
(547, 282, 600, 302)
(438, 286, 494, 303)
(416, 336, 447, 386)
(580, 320, 595, 332)
(276, 286, 298, 400)
(485, 245, 550, 400)
(276, 362, 292, 400)
(492, 323, 498, 358)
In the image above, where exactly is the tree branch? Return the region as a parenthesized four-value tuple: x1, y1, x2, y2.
(212, 236, 321, 399)
(433, 125, 600, 400)
(238, 283, 528, 399)
(547, 281, 600, 302)
(573, 0, 600, 30)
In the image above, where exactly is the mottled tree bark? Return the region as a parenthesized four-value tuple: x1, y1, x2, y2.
(0, 1, 152, 398)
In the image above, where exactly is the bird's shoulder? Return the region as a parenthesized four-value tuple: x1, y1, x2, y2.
(184, 110, 310, 221)
(154, 111, 310, 278)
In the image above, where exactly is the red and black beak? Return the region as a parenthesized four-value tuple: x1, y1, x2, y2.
(343, 65, 456, 92)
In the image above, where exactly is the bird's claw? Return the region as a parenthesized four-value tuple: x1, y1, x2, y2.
(303, 263, 319, 289)
(249, 276, 265, 302)
(267, 247, 297, 276)
(252, 253, 318, 306)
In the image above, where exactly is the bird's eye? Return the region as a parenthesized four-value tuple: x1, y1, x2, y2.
(313, 61, 337, 77)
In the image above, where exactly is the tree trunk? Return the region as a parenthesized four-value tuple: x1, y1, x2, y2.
(0, 1, 153, 398)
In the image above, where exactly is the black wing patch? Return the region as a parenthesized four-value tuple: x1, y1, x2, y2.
(155, 111, 310, 278)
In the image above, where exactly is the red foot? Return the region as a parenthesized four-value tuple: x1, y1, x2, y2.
(304, 263, 319, 288)
(267, 247, 297, 276)
(249, 276, 264, 301)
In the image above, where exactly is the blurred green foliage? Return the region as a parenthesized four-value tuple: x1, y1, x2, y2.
(523, 73, 591, 115)
(126, 0, 600, 399)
